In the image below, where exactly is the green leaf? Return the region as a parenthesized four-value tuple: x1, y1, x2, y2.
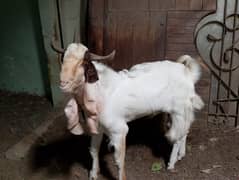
(151, 162, 162, 172)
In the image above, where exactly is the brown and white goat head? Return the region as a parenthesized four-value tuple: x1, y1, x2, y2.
(59, 43, 115, 93)
(60, 43, 87, 93)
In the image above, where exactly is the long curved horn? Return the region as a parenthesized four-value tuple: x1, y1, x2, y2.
(51, 38, 65, 54)
(89, 50, 116, 61)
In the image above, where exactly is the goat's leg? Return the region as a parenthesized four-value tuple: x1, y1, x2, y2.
(167, 140, 180, 170)
(89, 133, 103, 180)
(177, 135, 187, 161)
(114, 134, 127, 180)
(111, 125, 128, 180)
(166, 112, 182, 169)
(167, 135, 187, 170)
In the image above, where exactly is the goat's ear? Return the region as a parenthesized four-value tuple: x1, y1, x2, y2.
(89, 50, 116, 61)
(84, 50, 91, 61)
(83, 60, 99, 83)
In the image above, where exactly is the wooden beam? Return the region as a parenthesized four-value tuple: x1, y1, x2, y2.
(38, 0, 63, 106)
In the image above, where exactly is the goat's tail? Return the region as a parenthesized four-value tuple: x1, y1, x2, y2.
(191, 93, 204, 110)
(177, 55, 201, 84)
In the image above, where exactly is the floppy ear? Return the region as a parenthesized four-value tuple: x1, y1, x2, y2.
(83, 51, 99, 83)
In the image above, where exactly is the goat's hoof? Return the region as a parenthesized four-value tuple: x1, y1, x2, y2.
(167, 168, 178, 173)
(177, 153, 185, 161)
(167, 164, 175, 171)
(89, 171, 98, 180)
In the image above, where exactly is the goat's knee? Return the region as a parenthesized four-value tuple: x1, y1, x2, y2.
(165, 112, 189, 143)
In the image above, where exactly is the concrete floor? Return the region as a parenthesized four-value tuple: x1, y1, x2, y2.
(0, 90, 239, 180)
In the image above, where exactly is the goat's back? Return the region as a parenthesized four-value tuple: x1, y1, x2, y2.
(102, 60, 196, 122)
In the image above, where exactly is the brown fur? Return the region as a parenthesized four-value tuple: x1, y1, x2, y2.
(83, 51, 99, 83)
(61, 50, 100, 134)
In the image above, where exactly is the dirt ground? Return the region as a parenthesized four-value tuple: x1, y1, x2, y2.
(0, 91, 239, 180)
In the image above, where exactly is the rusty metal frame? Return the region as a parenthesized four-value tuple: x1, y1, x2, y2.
(195, 0, 239, 127)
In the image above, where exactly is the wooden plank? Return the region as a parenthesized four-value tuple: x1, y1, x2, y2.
(176, 0, 191, 10)
(151, 12, 167, 59)
(104, 12, 118, 56)
(166, 11, 209, 60)
(131, 12, 166, 64)
(108, 0, 148, 11)
(168, 26, 195, 34)
(168, 18, 201, 28)
(132, 12, 152, 64)
(108, 13, 134, 69)
(203, 0, 217, 10)
(166, 51, 198, 60)
(167, 43, 196, 51)
(104, 11, 167, 69)
(190, 0, 203, 10)
(117, 13, 135, 69)
(168, 36, 193, 43)
(149, 0, 175, 10)
(168, 11, 210, 19)
(176, 0, 203, 10)
(88, 0, 104, 54)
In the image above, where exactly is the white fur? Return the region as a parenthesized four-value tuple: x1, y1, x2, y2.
(90, 57, 203, 179)
(63, 44, 204, 180)
(177, 55, 201, 83)
(64, 43, 88, 61)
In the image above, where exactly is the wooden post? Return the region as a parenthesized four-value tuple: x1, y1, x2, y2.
(38, 0, 87, 106)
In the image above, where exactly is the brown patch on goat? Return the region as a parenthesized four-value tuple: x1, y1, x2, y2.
(83, 51, 99, 83)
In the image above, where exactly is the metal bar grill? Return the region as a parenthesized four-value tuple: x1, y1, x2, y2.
(195, 0, 239, 127)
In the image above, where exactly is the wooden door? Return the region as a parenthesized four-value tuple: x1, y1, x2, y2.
(89, 0, 167, 70)
(88, 0, 216, 70)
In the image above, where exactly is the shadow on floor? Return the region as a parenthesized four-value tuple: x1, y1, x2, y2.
(30, 114, 172, 179)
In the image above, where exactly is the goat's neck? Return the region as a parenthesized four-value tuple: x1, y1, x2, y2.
(72, 62, 122, 103)
(93, 62, 122, 93)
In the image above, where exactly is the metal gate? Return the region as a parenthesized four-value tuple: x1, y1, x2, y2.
(195, 0, 239, 127)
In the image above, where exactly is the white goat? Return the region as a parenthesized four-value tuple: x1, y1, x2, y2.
(60, 43, 204, 180)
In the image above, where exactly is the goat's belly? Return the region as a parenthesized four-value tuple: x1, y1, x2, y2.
(113, 93, 171, 121)
(124, 106, 161, 122)
(110, 87, 190, 122)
